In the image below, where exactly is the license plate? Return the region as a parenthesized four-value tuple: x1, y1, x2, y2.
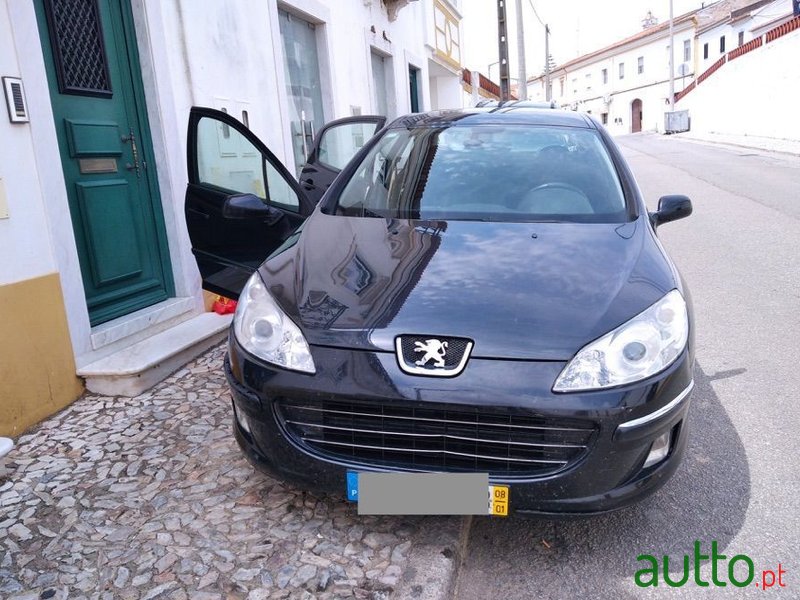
(346, 471, 509, 516)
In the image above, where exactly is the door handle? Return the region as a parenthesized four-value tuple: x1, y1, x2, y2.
(299, 111, 309, 163)
(122, 129, 141, 178)
(187, 207, 210, 220)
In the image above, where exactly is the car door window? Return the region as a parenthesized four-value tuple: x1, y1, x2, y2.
(317, 121, 381, 171)
(196, 116, 300, 211)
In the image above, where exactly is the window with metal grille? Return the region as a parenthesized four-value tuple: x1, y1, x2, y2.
(637, 56, 644, 75)
(44, 0, 112, 97)
(683, 39, 691, 62)
(719, 35, 726, 53)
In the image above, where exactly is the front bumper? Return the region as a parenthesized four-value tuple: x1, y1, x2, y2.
(225, 334, 694, 516)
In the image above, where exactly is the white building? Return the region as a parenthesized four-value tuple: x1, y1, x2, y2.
(527, 10, 699, 135)
(527, 0, 790, 135)
(676, 0, 799, 138)
(0, 0, 466, 436)
(695, 0, 794, 68)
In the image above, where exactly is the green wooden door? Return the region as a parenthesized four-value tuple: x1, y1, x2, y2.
(35, 0, 173, 326)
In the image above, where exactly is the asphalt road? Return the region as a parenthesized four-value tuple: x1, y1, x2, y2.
(452, 134, 800, 599)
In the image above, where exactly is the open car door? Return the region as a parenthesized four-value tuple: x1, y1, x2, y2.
(185, 107, 314, 299)
(299, 116, 385, 204)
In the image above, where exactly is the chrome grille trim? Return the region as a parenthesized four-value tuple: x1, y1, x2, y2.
(285, 404, 592, 433)
(301, 438, 569, 465)
(286, 419, 587, 449)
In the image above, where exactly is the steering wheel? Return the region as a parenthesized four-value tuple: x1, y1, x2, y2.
(518, 182, 593, 214)
(527, 182, 586, 196)
(538, 145, 570, 158)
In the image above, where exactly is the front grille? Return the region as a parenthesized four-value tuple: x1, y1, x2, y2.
(275, 399, 597, 478)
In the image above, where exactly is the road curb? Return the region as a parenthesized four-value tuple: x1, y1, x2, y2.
(672, 132, 800, 157)
(393, 516, 472, 599)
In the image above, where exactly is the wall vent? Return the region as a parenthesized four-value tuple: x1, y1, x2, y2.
(3, 77, 29, 123)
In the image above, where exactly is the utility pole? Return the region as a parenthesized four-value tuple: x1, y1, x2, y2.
(668, 0, 675, 112)
(544, 24, 551, 101)
(515, 0, 528, 100)
(497, 0, 510, 101)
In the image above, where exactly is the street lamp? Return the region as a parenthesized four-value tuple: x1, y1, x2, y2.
(488, 61, 500, 81)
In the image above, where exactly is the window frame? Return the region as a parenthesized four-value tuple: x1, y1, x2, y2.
(189, 109, 312, 215)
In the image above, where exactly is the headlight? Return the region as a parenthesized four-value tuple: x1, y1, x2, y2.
(553, 290, 688, 392)
(233, 273, 315, 374)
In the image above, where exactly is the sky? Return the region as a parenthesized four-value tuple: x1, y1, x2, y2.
(461, 0, 703, 81)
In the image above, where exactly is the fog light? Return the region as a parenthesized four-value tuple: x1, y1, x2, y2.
(234, 406, 252, 435)
(642, 431, 671, 468)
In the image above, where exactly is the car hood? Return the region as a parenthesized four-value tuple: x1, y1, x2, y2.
(259, 212, 677, 360)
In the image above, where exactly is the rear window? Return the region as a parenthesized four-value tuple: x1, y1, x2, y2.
(332, 124, 629, 222)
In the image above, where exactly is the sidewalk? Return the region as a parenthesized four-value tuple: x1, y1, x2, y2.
(0, 345, 463, 600)
(672, 130, 800, 156)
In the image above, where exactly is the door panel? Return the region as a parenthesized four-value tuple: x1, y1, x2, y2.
(186, 107, 312, 299)
(300, 116, 385, 204)
(36, 0, 173, 326)
(76, 180, 143, 286)
(65, 120, 122, 156)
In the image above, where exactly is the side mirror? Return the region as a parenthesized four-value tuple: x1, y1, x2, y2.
(222, 193, 277, 220)
(651, 195, 692, 227)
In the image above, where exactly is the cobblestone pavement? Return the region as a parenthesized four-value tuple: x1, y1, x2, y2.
(0, 345, 458, 600)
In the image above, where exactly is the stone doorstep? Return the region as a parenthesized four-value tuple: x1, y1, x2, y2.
(77, 312, 232, 397)
(0, 437, 13, 477)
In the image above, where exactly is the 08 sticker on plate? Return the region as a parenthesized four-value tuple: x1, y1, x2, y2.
(489, 485, 509, 516)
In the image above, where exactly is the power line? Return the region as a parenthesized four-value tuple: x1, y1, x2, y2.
(526, 0, 545, 28)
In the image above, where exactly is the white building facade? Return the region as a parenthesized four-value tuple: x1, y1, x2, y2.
(527, 0, 793, 135)
(527, 13, 697, 135)
(0, 0, 465, 435)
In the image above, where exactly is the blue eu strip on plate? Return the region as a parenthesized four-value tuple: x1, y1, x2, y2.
(346, 471, 359, 502)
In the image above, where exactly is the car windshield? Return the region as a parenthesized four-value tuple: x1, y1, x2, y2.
(332, 124, 629, 222)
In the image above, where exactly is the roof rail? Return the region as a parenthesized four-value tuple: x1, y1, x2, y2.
(475, 100, 558, 109)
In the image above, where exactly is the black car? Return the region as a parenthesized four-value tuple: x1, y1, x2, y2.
(185, 105, 694, 516)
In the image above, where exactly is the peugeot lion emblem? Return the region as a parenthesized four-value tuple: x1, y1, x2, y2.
(395, 335, 473, 377)
(414, 339, 448, 368)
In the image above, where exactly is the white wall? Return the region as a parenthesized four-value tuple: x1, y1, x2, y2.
(0, 2, 58, 286)
(697, 0, 793, 72)
(677, 26, 800, 140)
(4, 0, 94, 356)
(149, 0, 449, 172)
